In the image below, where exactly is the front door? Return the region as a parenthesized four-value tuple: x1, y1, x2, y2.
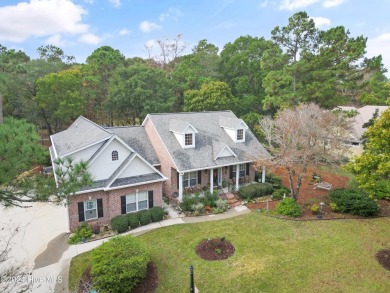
(217, 167, 222, 186)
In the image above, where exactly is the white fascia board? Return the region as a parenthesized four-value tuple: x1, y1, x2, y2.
(106, 153, 137, 187)
(88, 135, 134, 166)
(214, 146, 237, 160)
(61, 136, 112, 158)
(104, 177, 167, 191)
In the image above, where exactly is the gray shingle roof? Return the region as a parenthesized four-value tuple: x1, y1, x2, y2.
(146, 111, 271, 171)
(51, 116, 112, 156)
(219, 116, 247, 129)
(107, 126, 160, 165)
(168, 119, 197, 133)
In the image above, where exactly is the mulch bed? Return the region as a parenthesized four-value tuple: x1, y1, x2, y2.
(246, 166, 390, 220)
(78, 262, 158, 293)
(376, 249, 390, 271)
(195, 238, 235, 261)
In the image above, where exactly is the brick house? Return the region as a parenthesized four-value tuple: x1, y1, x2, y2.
(50, 111, 270, 231)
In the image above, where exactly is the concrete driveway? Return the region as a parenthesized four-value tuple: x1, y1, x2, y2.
(0, 202, 68, 292)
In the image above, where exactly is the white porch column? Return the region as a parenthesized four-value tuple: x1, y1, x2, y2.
(235, 164, 240, 191)
(210, 168, 214, 193)
(262, 166, 266, 183)
(178, 172, 184, 201)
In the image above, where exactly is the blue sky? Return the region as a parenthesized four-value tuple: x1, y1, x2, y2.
(1, 0, 390, 75)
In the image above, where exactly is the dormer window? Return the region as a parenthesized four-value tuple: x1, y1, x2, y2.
(219, 116, 248, 143)
(237, 129, 244, 141)
(185, 133, 193, 146)
(169, 119, 198, 149)
(112, 150, 118, 161)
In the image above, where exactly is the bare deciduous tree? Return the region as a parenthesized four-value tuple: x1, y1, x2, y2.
(258, 115, 275, 149)
(261, 103, 351, 200)
(145, 34, 188, 69)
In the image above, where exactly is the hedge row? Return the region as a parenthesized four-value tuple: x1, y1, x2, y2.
(239, 182, 274, 200)
(110, 207, 165, 233)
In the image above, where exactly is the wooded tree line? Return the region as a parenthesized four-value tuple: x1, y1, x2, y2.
(1, 11, 389, 135)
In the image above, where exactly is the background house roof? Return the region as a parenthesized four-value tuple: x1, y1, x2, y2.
(51, 116, 112, 156)
(107, 126, 160, 165)
(351, 106, 388, 141)
(146, 111, 271, 171)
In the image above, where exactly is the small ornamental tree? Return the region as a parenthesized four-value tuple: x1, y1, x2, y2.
(90, 236, 150, 293)
(258, 103, 351, 200)
(345, 108, 390, 198)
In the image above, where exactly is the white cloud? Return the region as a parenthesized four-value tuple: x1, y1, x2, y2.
(159, 8, 183, 22)
(0, 0, 89, 42)
(322, 0, 346, 8)
(84, 0, 94, 3)
(108, 0, 121, 8)
(119, 29, 130, 36)
(45, 34, 65, 46)
(144, 39, 158, 48)
(279, 0, 319, 10)
(139, 21, 162, 33)
(311, 16, 331, 28)
(78, 33, 102, 44)
(367, 33, 390, 75)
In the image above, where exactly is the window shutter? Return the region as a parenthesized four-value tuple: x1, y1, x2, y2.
(197, 170, 202, 184)
(121, 196, 126, 214)
(177, 171, 179, 189)
(97, 198, 103, 218)
(246, 163, 250, 176)
(148, 191, 154, 208)
(78, 202, 85, 222)
(229, 166, 233, 179)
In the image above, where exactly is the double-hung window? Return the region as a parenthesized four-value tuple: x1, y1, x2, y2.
(237, 129, 244, 141)
(183, 171, 197, 187)
(184, 133, 193, 146)
(233, 165, 246, 178)
(126, 191, 148, 213)
(84, 200, 97, 220)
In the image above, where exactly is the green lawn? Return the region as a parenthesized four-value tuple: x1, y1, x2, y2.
(69, 213, 390, 293)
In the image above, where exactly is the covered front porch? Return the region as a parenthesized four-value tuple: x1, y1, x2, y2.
(174, 163, 266, 201)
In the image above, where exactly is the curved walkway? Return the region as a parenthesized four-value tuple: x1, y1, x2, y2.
(32, 205, 250, 293)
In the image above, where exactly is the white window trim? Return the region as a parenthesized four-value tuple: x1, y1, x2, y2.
(183, 171, 197, 188)
(112, 150, 119, 161)
(233, 164, 246, 178)
(125, 191, 148, 213)
(183, 132, 195, 148)
(84, 199, 98, 221)
(236, 128, 245, 142)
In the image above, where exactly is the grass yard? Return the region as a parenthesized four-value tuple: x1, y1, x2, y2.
(69, 213, 390, 293)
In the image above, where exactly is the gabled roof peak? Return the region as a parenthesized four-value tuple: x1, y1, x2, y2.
(169, 119, 198, 134)
(219, 116, 248, 130)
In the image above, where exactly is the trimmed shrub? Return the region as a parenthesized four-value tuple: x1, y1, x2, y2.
(239, 182, 274, 200)
(372, 180, 390, 200)
(265, 172, 282, 189)
(215, 199, 229, 212)
(90, 236, 150, 293)
(180, 195, 198, 212)
(192, 202, 205, 216)
(271, 187, 290, 200)
(310, 204, 320, 215)
(138, 210, 152, 226)
(110, 215, 129, 233)
(329, 188, 379, 216)
(127, 212, 140, 229)
(203, 190, 219, 208)
(68, 222, 93, 244)
(150, 207, 165, 222)
(275, 198, 301, 217)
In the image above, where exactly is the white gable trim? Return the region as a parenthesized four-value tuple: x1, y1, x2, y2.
(182, 124, 198, 134)
(60, 136, 112, 158)
(88, 135, 135, 166)
(107, 152, 167, 188)
(214, 145, 237, 160)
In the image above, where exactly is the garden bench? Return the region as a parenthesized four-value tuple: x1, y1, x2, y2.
(314, 182, 332, 190)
